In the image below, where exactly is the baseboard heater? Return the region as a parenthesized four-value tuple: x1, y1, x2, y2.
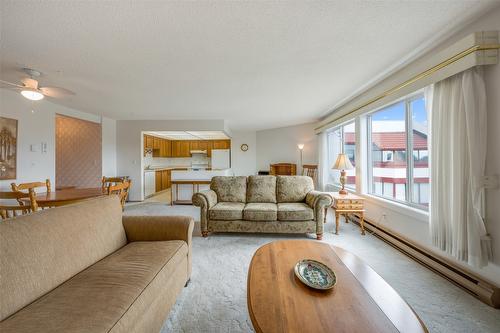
(347, 214, 500, 308)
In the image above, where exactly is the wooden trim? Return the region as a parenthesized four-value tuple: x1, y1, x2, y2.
(345, 214, 500, 308)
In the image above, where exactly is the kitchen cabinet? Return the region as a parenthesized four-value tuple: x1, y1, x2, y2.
(164, 140, 172, 157)
(172, 141, 191, 157)
(212, 139, 231, 150)
(144, 135, 153, 149)
(154, 169, 172, 193)
(155, 170, 163, 192)
(190, 140, 208, 151)
(161, 170, 171, 189)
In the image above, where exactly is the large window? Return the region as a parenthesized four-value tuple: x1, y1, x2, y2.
(367, 94, 429, 209)
(327, 122, 356, 189)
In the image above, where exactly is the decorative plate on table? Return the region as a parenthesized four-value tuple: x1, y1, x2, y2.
(294, 259, 337, 290)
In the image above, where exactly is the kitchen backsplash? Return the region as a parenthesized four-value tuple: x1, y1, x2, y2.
(143, 156, 210, 168)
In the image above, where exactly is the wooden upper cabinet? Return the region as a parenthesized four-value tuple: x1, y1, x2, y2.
(153, 137, 161, 150)
(164, 140, 172, 157)
(190, 140, 208, 151)
(212, 139, 231, 150)
(144, 135, 154, 149)
(172, 140, 191, 157)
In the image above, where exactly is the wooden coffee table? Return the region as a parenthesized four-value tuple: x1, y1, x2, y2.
(247, 240, 428, 333)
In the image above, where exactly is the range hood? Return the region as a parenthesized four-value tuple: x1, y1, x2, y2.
(190, 150, 207, 155)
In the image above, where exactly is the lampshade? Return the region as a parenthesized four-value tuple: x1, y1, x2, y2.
(297, 144, 304, 150)
(332, 153, 354, 170)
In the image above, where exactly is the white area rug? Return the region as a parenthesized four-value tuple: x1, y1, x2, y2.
(124, 203, 500, 333)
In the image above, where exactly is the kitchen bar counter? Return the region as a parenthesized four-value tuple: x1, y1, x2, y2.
(170, 168, 232, 204)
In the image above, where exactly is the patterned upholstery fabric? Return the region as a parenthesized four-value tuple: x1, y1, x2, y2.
(209, 202, 245, 221)
(246, 176, 277, 203)
(277, 203, 314, 221)
(192, 190, 218, 232)
(243, 203, 277, 221)
(208, 220, 316, 234)
(210, 176, 247, 203)
(276, 176, 314, 203)
(192, 176, 332, 238)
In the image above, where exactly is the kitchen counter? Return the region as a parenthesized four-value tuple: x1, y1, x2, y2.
(144, 166, 192, 172)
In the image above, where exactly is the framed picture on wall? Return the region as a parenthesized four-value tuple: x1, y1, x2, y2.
(0, 116, 18, 180)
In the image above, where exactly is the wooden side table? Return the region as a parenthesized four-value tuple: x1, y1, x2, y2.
(326, 192, 366, 235)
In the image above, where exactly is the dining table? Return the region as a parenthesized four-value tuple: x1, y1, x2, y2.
(22, 187, 107, 208)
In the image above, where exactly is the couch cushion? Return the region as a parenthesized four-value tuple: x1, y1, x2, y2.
(276, 176, 314, 203)
(246, 176, 277, 203)
(0, 196, 126, 321)
(277, 203, 314, 221)
(211, 176, 247, 203)
(243, 203, 277, 221)
(0, 241, 188, 333)
(209, 202, 245, 220)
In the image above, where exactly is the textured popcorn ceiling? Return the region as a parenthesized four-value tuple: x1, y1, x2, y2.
(0, 1, 497, 131)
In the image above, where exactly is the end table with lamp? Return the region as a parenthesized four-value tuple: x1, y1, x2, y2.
(328, 153, 366, 235)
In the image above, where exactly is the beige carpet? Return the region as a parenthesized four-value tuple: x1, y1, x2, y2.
(124, 202, 500, 333)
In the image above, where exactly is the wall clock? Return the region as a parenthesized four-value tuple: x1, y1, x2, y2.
(240, 144, 249, 152)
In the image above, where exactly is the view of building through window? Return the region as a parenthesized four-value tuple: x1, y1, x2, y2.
(327, 122, 356, 188)
(368, 94, 429, 208)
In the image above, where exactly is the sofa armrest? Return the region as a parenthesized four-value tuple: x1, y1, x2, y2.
(192, 190, 218, 236)
(192, 190, 218, 209)
(122, 215, 194, 278)
(306, 191, 333, 236)
(122, 215, 194, 243)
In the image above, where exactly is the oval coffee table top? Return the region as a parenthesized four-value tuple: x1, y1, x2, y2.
(247, 240, 428, 333)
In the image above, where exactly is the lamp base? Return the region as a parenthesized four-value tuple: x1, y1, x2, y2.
(339, 189, 348, 195)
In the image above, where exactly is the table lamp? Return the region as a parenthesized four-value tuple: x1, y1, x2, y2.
(332, 153, 354, 195)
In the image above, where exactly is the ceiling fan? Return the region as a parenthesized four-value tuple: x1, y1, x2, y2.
(0, 68, 75, 101)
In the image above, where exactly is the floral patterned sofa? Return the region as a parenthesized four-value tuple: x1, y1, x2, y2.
(192, 175, 332, 240)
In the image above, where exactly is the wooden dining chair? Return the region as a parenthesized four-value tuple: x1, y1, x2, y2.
(0, 189, 38, 220)
(11, 179, 51, 209)
(302, 164, 318, 180)
(11, 179, 51, 194)
(102, 177, 131, 203)
(107, 180, 131, 210)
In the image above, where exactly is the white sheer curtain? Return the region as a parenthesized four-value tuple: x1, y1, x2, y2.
(317, 132, 329, 191)
(428, 67, 492, 268)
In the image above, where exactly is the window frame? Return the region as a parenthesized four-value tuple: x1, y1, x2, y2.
(327, 120, 356, 190)
(366, 92, 428, 211)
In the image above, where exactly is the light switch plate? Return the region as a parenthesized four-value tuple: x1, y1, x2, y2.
(30, 144, 39, 152)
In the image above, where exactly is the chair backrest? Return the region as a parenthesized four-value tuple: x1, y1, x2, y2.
(270, 163, 297, 176)
(0, 189, 38, 220)
(11, 179, 51, 193)
(302, 164, 318, 180)
(107, 180, 131, 209)
(102, 176, 131, 203)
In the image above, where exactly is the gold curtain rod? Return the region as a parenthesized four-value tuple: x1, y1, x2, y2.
(315, 43, 500, 131)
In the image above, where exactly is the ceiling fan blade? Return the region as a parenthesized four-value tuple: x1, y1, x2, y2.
(39, 86, 76, 98)
(0, 79, 24, 89)
(21, 77, 39, 89)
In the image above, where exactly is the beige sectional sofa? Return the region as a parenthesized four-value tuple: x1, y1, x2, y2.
(193, 175, 332, 239)
(0, 196, 193, 333)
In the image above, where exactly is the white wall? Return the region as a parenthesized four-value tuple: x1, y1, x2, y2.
(116, 119, 226, 201)
(0, 89, 116, 189)
(256, 122, 317, 173)
(230, 131, 257, 176)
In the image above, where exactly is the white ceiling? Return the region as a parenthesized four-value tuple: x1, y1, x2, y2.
(0, 1, 497, 131)
(145, 131, 229, 140)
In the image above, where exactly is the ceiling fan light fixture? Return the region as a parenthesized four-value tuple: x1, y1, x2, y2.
(21, 89, 44, 101)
